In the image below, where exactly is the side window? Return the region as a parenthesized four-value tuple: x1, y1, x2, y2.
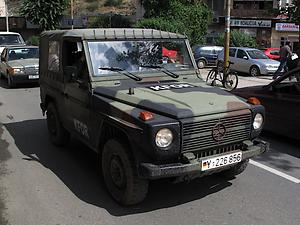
(48, 41, 60, 72)
(229, 48, 237, 57)
(63, 41, 88, 82)
(270, 50, 279, 56)
(237, 49, 247, 59)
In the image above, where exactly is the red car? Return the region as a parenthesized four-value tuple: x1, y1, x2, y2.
(264, 48, 280, 60)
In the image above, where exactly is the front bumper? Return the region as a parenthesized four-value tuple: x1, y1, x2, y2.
(139, 139, 269, 179)
(11, 74, 39, 84)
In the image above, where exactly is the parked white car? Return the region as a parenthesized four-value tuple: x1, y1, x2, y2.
(0, 32, 25, 54)
(217, 47, 280, 76)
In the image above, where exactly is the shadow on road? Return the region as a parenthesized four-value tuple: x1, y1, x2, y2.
(5, 119, 232, 216)
(254, 132, 300, 172)
(0, 78, 39, 89)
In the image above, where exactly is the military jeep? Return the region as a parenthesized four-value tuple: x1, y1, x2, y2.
(39, 29, 268, 205)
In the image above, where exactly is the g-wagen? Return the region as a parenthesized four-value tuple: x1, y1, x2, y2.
(39, 29, 268, 205)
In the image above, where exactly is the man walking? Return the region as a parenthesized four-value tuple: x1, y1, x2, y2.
(273, 40, 293, 79)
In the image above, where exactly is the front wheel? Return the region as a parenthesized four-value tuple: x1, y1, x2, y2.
(250, 66, 260, 77)
(223, 72, 238, 91)
(46, 103, 70, 146)
(206, 68, 217, 86)
(102, 139, 149, 205)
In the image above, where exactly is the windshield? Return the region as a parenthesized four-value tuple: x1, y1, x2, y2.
(87, 40, 194, 76)
(8, 48, 39, 61)
(0, 34, 24, 45)
(247, 50, 269, 59)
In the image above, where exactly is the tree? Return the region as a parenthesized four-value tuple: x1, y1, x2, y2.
(136, 0, 212, 46)
(278, 0, 300, 21)
(216, 30, 257, 48)
(19, 0, 68, 31)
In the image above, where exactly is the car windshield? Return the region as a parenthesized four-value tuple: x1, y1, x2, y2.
(247, 50, 269, 59)
(0, 34, 24, 45)
(8, 48, 39, 61)
(87, 40, 194, 76)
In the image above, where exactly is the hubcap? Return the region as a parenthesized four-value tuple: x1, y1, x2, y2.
(110, 156, 126, 189)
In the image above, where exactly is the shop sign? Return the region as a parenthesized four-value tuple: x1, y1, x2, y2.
(275, 23, 299, 32)
(230, 19, 271, 28)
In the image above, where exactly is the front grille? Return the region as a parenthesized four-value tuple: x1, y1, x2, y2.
(25, 66, 39, 75)
(182, 110, 251, 153)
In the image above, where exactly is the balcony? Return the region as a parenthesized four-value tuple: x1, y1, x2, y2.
(231, 9, 274, 18)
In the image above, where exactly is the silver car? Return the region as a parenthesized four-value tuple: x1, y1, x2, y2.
(217, 47, 280, 76)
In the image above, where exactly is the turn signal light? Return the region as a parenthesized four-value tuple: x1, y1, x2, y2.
(247, 97, 261, 105)
(139, 111, 154, 121)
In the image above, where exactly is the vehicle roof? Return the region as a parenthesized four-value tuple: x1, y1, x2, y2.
(230, 47, 260, 51)
(5, 45, 38, 49)
(41, 28, 186, 40)
(196, 46, 223, 49)
(0, 32, 22, 35)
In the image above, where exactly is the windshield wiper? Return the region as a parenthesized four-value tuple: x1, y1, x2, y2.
(140, 64, 179, 79)
(99, 67, 142, 81)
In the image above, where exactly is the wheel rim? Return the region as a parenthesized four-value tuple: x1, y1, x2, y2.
(198, 60, 205, 69)
(225, 74, 238, 90)
(110, 156, 126, 189)
(251, 67, 258, 76)
(47, 110, 57, 135)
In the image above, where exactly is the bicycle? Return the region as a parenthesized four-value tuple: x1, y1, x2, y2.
(206, 61, 238, 91)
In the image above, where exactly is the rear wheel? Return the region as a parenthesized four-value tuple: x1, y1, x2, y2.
(223, 72, 238, 91)
(206, 68, 217, 86)
(46, 102, 70, 146)
(102, 139, 149, 205)
(250, 66, 260, 77)
(197, 59, 206, 69)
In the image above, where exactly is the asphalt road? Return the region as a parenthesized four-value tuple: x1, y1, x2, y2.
(0, 73, 300, 225)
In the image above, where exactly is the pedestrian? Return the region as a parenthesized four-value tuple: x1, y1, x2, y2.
(273, 40, 293, 79)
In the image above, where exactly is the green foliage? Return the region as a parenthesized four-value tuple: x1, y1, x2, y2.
(86, 2, 99, 12)
(26, 35, 40, 46)
(278, 0, 300, 21)
(89, 14, 132, 28)
(216, 30, 257, 48)
(19, 0, 68, 31)
(136, 0, 212, 46)
(104, 0, 123, 7)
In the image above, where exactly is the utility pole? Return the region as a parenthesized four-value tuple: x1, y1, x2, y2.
(71, 0, 74, 29)
(224, 0, 231, 70)
(5, 0, 9, 32)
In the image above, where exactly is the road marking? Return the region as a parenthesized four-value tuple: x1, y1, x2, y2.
(249, 159, 300, 184)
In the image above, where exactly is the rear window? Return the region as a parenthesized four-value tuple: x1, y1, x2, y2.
(270, 50, 279, 56)
(0, 34, 24, 45)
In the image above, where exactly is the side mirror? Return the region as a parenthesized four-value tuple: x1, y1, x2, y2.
(243, 56, 248, 60)
(64, 66, 78, 82)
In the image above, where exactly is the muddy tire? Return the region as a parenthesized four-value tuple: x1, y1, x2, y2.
(102, 139, 149, 205)
(221, 159, 249, 179)
(46, 103, 70, 146)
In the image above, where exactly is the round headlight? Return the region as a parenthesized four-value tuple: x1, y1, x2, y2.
(155, 128, 173, 148)
(253, 113, 263, 130)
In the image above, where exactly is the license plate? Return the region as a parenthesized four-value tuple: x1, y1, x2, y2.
(201, 151, 242, 171)
(28, 75, 39, 79)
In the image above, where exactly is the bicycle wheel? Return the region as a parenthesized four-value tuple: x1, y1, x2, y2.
(206, 68, 217, 86)
(223, 72, 238, 91)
